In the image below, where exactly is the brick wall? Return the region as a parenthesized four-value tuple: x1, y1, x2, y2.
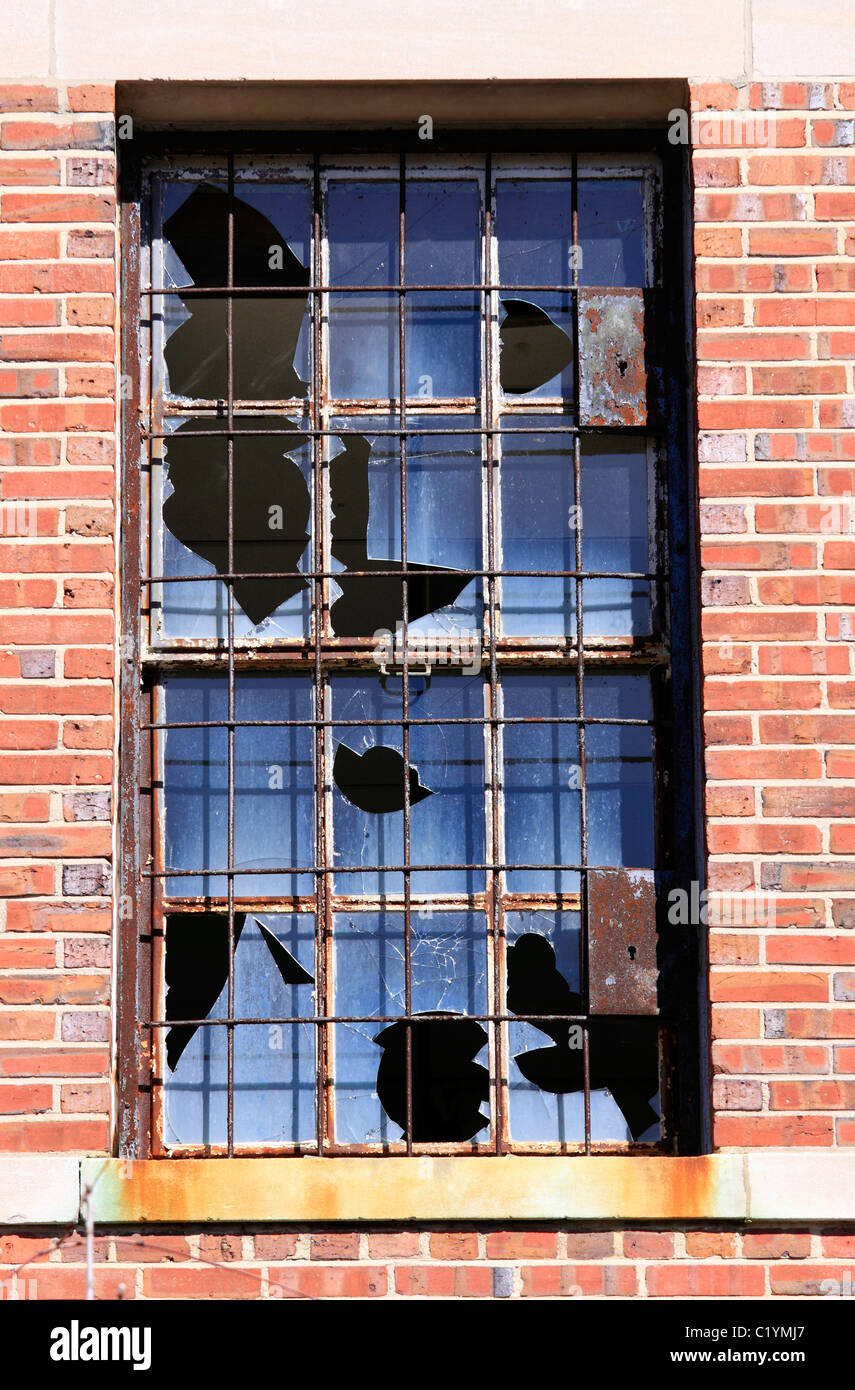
(693, 80, 855, 1151)
(2, 1225, 855, 1299)
(1, 77, 855, 1299)
(0, 83, 116, 1153)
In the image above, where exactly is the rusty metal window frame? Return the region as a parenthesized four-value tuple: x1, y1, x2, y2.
(118, 129, 702, 1160)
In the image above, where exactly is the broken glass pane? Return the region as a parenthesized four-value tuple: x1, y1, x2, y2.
(405, 180, 480, 399)
(581, 438, 650, 635)
(328, 419, 479, 637)
(157, 179, 311, 401)
(578, 178, 646, 288)
(156, 416, 313, 640)
(163, 675, 314, 897)
(505, 913, 660, 1143)
(332, 909, 489, 1143)
(586, 673, 655, 867)
(502, 673, 581, 893)
(331, 673, 485, 896)
(499, 417, 575, 637)
(163, 912, 316, 1146)
(496, 179, 574, 399)
(506, 912, 583, 1142)
(328, 180, 398, 400)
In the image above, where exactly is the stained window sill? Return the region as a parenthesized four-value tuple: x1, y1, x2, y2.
(3, 1153, 835, 1225)
(4, 1154, 855, 1226)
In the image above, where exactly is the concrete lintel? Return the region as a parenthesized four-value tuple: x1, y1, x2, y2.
(0, 1157, 80, 1225)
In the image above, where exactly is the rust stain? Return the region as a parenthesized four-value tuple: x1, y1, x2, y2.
(83, 1154, 746, 1224)
(579, 288, 647, 428)
(588, 868, 659, 1015)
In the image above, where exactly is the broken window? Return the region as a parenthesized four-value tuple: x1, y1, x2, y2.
(121, 139, 696, 1157)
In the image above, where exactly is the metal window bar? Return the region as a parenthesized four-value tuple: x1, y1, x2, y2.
(139, 148, 676, 1156)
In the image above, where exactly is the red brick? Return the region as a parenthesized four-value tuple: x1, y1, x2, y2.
(563, 1233, 616, 1259)
(485, 1231, 558, 1259)
(520, 1264, 636, 1297)
(0, 1048, 108, 1077)
(742, 1233, 811, 1259)
(67, 86, 115, 113)
(394, 1264, 490, 1297)
(622, 1231, 674, 1259)
(113, 1234, 192, 1263)
(0, 1083, 52, 1113)
(684, 1232, 739, 1258)
(267, 1265, 386, 1298)
(0, 87, 59, 113)
(714, 1114, 834, 1146)
(60, 1082, 109, 1112)
(253, 1234, 300, 1260)
(714, 1043, 829, 1075)
(25, 1268, 131, 1299)
(770, 1080, 855, 1110)
(426, 1231, 478, 1258)
(769, 1264, 854, 1296)
(0, 121, 113, 151)
(646, 1264, 764, 1297)
(711, 971, 828, 1003)
(310, 1233, 359, 1260)
(142, 1267, 263, 1299)
(362, 1232, 418, 1258)
(0, 1118, 108, 1151)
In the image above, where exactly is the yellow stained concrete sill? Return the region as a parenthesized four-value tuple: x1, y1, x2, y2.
(70, 1153, 855, 1225)
(4, 1155, 855, 1226)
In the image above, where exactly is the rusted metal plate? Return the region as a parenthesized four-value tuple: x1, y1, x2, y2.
(587, 868, 658, 1015)
(578, 288, 647, 426)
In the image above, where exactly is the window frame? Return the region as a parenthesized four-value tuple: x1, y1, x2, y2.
(117, 127, 704, 1161)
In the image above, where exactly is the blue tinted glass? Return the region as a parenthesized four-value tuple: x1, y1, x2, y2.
(405, 181, 480, 398)
(578, 179, 646, 288)
(586, 673, 655, 866)
(502, 674, 580, 893)
(163, 676, 314, 896)
(328, 181, 398, 399)
(499, 417, 575, 637)
(163, 913, 316, 1146)
(331, 674, 485, 896)
(330, 414, 483, 636)
(496, 179, 574, 399)
(332, 909, 488, 1143)
(581, 439, 650, 636)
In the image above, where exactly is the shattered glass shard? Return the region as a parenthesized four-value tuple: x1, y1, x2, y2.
(163, 182, 310, 400)
(506, 932, 659, 1140)
(333, 743, 433, 814)
(164, 912, 314, 1073)
(164, 912, 245, 1072)
(162, 416, 311, 626)
(499, 299, 573, 395)
(374, 1013, 489, 1142)
(254, 918, 315, 989)
(329, 434, 468, 636)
